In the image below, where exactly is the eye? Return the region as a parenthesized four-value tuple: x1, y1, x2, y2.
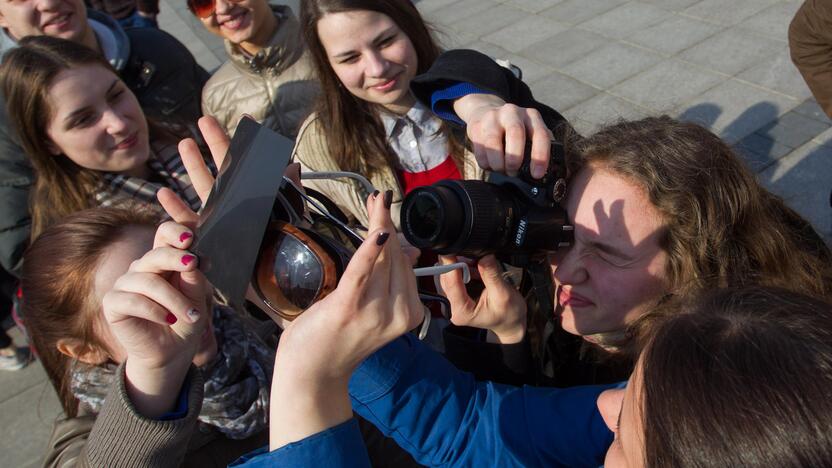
(378, 34, 396, 47)
(338, 54, 360, 65)
(69, 112, 97, 129)
(107, 87, 125, 102)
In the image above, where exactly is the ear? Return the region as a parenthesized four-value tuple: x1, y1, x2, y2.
(56, 338, 110, 365)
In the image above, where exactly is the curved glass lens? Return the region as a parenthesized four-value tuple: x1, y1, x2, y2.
(273, 233, 323, 310)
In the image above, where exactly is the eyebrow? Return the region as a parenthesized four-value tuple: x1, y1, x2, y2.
(63, 79, 119, 127)
(331, 26, 398, 59)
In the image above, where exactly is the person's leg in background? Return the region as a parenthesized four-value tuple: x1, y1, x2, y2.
(0, 266, 29, 371)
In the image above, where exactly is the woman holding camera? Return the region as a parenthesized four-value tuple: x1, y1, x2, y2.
(292, 0, 554, 229)
(404, 50, 832, 387)
(0, 36, 202, 240)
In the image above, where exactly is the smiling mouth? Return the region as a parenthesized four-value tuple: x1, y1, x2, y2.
(114, 132, 138, 150)
(219, 11, 248, 30)
(370, 72, 402, 91)
(42, 13, 71, 29)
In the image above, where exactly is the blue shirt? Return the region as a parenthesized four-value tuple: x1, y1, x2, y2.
(234, 334, 615, 467)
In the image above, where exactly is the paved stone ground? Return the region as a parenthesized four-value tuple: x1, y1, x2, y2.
(2, 0, 829, 465)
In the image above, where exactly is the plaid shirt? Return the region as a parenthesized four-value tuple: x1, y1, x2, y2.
(95, 141, 202, 212)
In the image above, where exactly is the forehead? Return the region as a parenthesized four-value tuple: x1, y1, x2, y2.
(316, 10, 398, 52)
(48, 65, 117, 112)
(566, 164, 665, 248)
(93, 226, 154, 303)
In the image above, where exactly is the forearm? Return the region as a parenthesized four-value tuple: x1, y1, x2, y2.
(350, 334, 614, 467)
(269, 368, 353, 450)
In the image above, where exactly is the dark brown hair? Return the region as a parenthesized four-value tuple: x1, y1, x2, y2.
(569, 116, 831, 302)
(640, 286, 832, 467)
(300, 0, 464, 176)
(21, 205, 160, 417)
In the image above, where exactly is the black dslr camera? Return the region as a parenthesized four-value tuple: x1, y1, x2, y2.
(400, 141, 573, 266)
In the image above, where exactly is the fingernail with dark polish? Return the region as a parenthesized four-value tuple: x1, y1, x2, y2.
(179, 232, 193, 243)
(165, 313, 178, 325)
(181, 254, 196, 266)
(187, 308, 200, 322)
(372, 189, 379, 198)
(383, 190, 393, 209)
(376, 232, 390, 246)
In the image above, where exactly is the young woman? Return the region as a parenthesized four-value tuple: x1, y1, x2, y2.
(293, 0, 514, 228)
(22, 199, 423, 467)
(0, 36, 201, 240)
(192, 0, 319, 138)
(236, 270, 832, 467)
(405, 50, 832, 386)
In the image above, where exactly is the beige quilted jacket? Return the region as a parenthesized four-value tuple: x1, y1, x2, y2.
(201, 5, 319, 138)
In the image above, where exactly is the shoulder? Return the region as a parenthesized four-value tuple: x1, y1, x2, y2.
(126, 28, 195, 64)
(293, 113, 337, 168)
(202, 61, 246, 106)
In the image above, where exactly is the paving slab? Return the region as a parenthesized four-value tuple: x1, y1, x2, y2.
(482, 15, 570, 53)
(0, 381, 63, 468)
(579, 2, 672, 40)
(792, 98, 832, 124)
(520, 28, 609, 69)
(610, 59, 724, 113)
(756, 110, 832, 149)
(563, 92, 649, 130)
(462, 41, 555, 84)
(737, 0, 802, 41)
(737, 47, 813, 100)
(423, 0, 498, 27)
(638, 0, 702, 12)
(625, 14, 722, 56)
(528, 70, 599, 111)
(759, 130, 832, 241)
(678, 27, 783, 76)
(500, 0, 565, 14)
(682, 0, 781, 26)
(675, 79, 798, 143)
(450, 3, 528, 39)
(539, 0, 625, 25)
(561, 41, 663, 89)
(734, 132, 794, 171)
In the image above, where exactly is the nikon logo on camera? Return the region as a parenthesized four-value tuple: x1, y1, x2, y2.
(515, 218, 528, 247)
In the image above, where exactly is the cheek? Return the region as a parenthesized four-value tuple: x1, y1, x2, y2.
(331, 64, 362, 91)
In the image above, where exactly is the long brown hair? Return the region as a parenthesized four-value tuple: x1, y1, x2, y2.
(300, 0, 464, 176)
(569, 116, 831, 302)
(21, 205, 160, 417)
(639, 286, 832, 467)
(0, 36, 114, 240)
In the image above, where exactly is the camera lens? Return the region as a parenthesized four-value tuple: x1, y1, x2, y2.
(402, 185, 464, 250)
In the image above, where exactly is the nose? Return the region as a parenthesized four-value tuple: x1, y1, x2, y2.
(551, 245, 588, 286)
(215, 0, 232, 15)
(36, 0, 61, 12)
(103, 109, 130, 136)
(365, 51, 389, 78)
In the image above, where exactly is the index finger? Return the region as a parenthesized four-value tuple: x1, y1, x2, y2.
(198, 115, 230, 169)
(525, 109, 552, 179)
(178, 138, 215, 204)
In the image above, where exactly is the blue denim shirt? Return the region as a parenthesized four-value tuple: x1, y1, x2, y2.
(234, 334, 615, 467)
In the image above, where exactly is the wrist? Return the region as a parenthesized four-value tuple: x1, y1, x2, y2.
(453, 94, 506, 125)
(124, 358, 191, 419)
(486, 323, 526, 344)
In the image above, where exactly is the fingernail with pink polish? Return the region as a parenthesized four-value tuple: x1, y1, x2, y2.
(181, 254, 195, 266)
(165, 313, 178, 325)
(179, 232, 193, 243)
